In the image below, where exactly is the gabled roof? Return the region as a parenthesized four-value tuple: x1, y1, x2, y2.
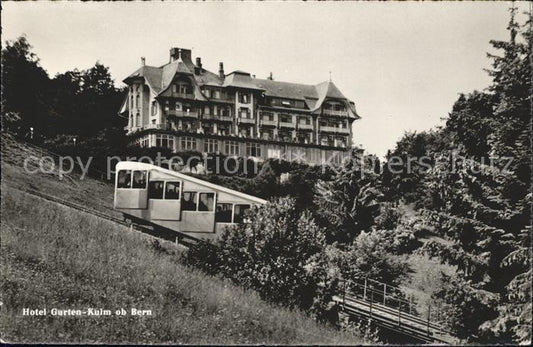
(312, 80, 348, 112)
(124, 65, 163, 94)
(122, 48, 359, 119)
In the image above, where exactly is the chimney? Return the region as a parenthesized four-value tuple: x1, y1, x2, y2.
(141, 57, 146, 66)
(268, 72, 273, 80)
(169, 47, 191, 62)
(195, 57, 202, 75)
(219, 62, 224, 79)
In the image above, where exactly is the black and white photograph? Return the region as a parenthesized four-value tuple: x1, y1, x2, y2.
(1, 1, 531, 345)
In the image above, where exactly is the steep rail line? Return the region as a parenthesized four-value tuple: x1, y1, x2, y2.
(3, 185, 196, 249)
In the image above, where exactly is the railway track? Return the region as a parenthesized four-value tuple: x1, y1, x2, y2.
(3, 184, 195, 248)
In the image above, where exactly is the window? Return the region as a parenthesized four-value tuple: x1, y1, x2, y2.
(299, 117, 311, 125)
(261, 129, 274, 140)
(165, 181, 181, 200)
(245, 143, 261, 157)
(225, 141, 240, 156)
(178, 83, 190, 94)
(204, 139, 219, 153)
(262, 112, 274, 121)
(233, 204, 251, 223)
(239, 93, 249, 104)
(215, 203, 233, 223)
(198, 193, 215, 212)
(148, 181, 164, 199)
(239, 108, 250, 119)
(156, 134, 174, 149)
(214, 90, 221, 99)
(221, 107, 231, 117)
(181, 137, 196, 150)
(132, 170, 147, 189)
(182, 192, 197, 211)
(204, 88, 211, 98)
(280, 114, 292, 123)
(117, 170, 132, 188)
(135, 95, 140, 108)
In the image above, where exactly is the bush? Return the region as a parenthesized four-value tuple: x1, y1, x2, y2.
(432, 275, 498, 341)
(326, 230, 408, 286)
(185, 197, 336, 320)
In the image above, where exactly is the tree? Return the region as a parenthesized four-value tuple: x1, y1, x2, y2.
(1, 36, 52, 135)
(445, 92, 495, 160)
(314, 150, 382, 244)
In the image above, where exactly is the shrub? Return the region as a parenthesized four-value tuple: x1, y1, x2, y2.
(185, 197, 336, 320)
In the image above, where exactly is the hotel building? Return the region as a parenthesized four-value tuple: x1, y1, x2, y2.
(119, 47, 360, 165)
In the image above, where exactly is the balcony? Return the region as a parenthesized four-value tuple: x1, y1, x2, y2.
(319, 125, 350, 134)
(203, 114, 233, 122)
(280, 121, 295, 129)
(297, 123, 313, 131)
(172, 92, 195, 99)
(145, 123, 167, 130)
(323, 109, 348, 117)
(167, 110, 199, 118)
(238, 117, 255, 125)
(260, 119, 277, 127)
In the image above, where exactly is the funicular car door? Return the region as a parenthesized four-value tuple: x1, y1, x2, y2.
(114, 168, 149, 209)
(148, 170, 182, 221)
(180, 189, 216, 233)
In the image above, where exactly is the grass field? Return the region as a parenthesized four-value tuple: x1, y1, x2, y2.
(0, 135, 362, 344)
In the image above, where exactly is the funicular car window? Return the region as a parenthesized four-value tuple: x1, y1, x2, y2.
(117, 170, 132, 188)
(233, 204, 251, 223)
(215, 203, 233, 223)
(198, 193, 215, 212)
(132, 170, 147, 188)
(182, 192, 197, 211)
(148, 181, 164, 199)
(165, 182, 181, 200)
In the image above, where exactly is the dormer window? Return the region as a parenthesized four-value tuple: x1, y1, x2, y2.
(172, 78, 192, 95)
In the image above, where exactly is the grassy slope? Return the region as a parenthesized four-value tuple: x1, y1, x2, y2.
(0, 136, 361, 344)
(1, 133, 118, 217)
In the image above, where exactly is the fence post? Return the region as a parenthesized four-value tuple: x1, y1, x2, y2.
(363, 277, 367, 300)
(409, 294, 412, 315)
(383, 283, 387, 305)
(342, 281, 346, 310)
(427, 304, 431, 337)
(398, 300, 401, 326)
(369, 290, 373, 319)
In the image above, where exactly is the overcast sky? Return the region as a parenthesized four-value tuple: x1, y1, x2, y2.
(2, 1, 528, 157)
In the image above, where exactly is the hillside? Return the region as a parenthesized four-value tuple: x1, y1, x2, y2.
(0, 136, 362, 344)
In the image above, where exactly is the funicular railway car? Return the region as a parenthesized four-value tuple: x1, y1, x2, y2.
(114, 162, 267, 241)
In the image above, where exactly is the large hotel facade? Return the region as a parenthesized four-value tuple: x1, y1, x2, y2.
(119, 47, 360, 165)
